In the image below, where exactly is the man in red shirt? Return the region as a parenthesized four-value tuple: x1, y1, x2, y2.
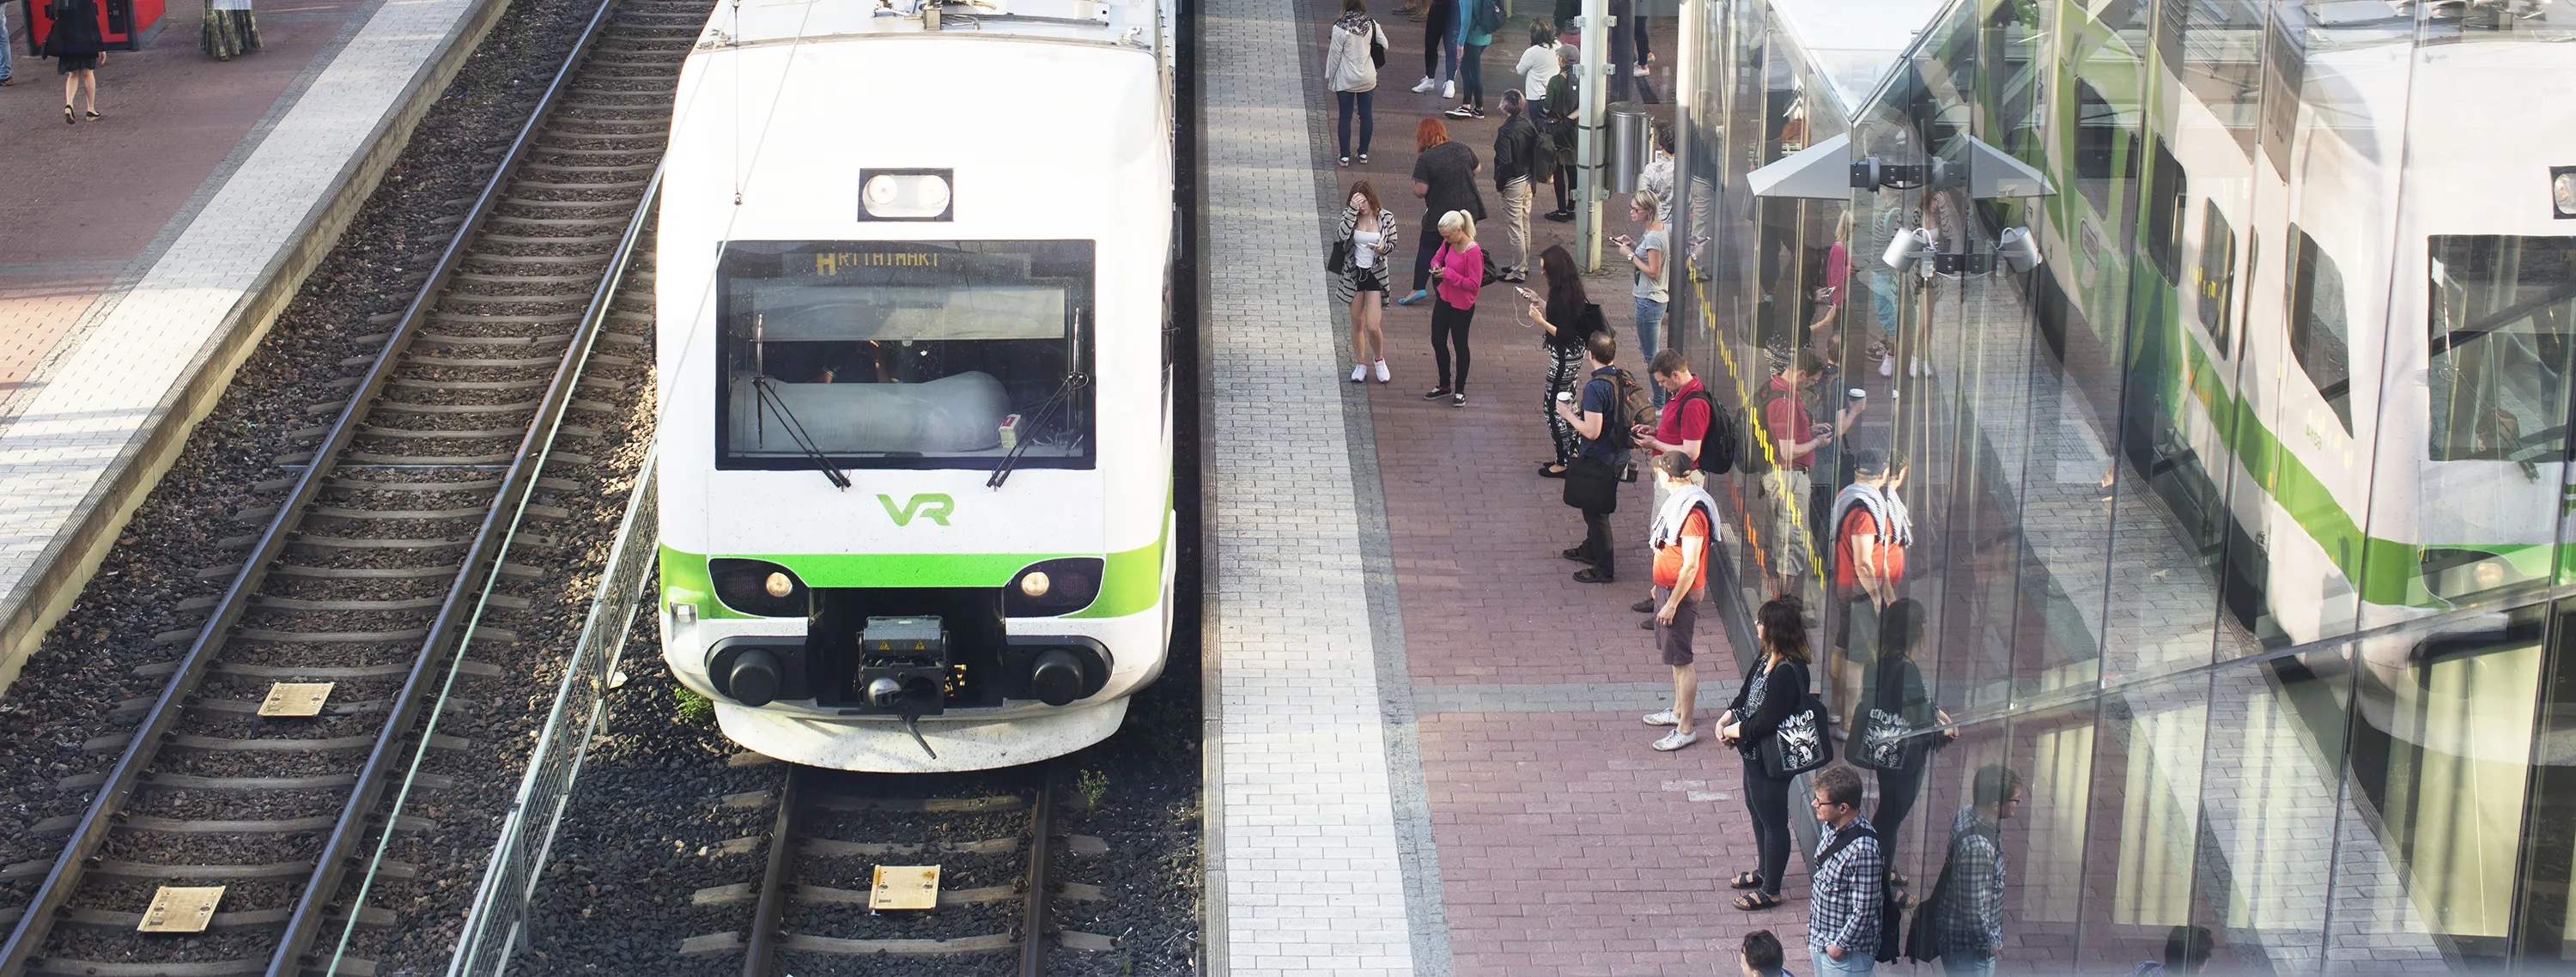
(1828, 449, 1910, 713)
(1762, 349, 1834, 587)
(1641, 450, 1714, 752)
(1631, 349, 1710, 628)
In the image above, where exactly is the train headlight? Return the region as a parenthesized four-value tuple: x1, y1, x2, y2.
(1004, 558, 1103, 616)
(710, 558, 809, 616)
(858, 169, 954, 221)
(2554, 167, 2576, 219)
(764, 572, 794, 598)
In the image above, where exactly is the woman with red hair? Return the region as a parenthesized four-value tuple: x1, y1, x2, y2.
(1398, 118, 1484, 307)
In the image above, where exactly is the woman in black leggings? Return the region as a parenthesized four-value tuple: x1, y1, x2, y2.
(1863, 598, 1953, 894)
(1718, 595, 1813, 911)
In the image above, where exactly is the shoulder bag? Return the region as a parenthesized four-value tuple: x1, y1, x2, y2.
(1850, 659, 1926, 773)
(1756, 674, 1833, 777)
(1327, 239, 1352, 275)
(1370, 23, 1388, 67)
(1562, 457, 1619, 513)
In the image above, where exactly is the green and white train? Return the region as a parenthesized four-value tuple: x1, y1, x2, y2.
(653, 0, 1176, 772)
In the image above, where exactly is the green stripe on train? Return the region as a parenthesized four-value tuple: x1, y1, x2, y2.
(658, 529, 1167, 620)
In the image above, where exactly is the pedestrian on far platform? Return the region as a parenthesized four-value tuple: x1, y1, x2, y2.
(1490, 89, 1540, 281)
(1400, 118, 1483, 306)
(1410, 0, 1459, 99)
(1336, 180, 1400, 384)
(1613, 190, 1668, 400)
(1552, 0, 1576, 44)
(1809, 765, 1888, 974)
(1514, 21, 1558, 106)
(1719, 594, 1812, 912)
(1540, 62, 1578, 221)
(1421, 209, 1483, 407)
(1741, 930, 1796, 977)
(1629, 348, 1708, 626)
(1639, 450, 1713, 752)
(1445, 0, 1502, 118)
(44, 0, 107, 123)
(1325, 0, 1387, 167)
(1556, 331, 1625, 580)
(1525, 244, 1601, 479)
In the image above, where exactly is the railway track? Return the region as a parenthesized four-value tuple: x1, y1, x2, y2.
(0, 0, 704, 970)
(704, 762, 1116, 977)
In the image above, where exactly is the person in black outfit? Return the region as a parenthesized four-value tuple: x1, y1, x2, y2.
(1490, 90, 1542, 280)
(1523, 244, 1600, 476)
(1555, 331, 1624, 580)
(1540, 71, 1579, 220)
(43, 0, 107, 123)
(1862, 598, 1953, 895)
(1718, 595, 1813, 911)
(1400, 117, 1484, 305)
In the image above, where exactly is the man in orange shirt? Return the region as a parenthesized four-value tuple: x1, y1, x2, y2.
(1829, 449, 1911, 713)
(1641, 450, 1716, 752)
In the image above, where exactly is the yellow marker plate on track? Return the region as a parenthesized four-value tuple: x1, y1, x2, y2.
(139, 885, 224, 932)
(869, 865, 940, 911)
(258, 682, 335, 717)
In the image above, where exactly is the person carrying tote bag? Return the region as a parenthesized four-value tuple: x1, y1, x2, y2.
(1718, 595, 1821, 911)
(1849, 598, 1955, 897)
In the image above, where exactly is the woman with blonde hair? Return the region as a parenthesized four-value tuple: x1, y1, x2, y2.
(1336, 180, 1400, 383)
(1422, 209, 1483, 407)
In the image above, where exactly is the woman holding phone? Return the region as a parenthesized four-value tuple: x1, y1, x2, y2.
(1613, 190, 1668, 404)
(1337, 180, 1400, 383)
(1524, 244, 1601, 476)
(1423, 209, 1483, 407)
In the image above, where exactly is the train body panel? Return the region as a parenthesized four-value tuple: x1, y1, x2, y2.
(653, 0, 1176, 771)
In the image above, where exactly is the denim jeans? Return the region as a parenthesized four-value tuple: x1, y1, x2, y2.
(1334, 89, 1374, 159)
(1942, 955, 1996, 977)
(1815, 949, 1876, 974)
(1, 8, 13, 82)
(1633, 296, 1666, 401)
(1868, 270, 1899, 337)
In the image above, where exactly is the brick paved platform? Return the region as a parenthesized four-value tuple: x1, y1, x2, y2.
(1202, 0, 1826, 973)
(0, 0, 501, 687)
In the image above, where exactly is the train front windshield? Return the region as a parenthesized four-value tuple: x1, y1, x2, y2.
(714, 240, 1095, 470)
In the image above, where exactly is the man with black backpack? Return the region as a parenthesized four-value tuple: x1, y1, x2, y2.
(1556, 331, 1649, 583)
(1629, 349, 1714, 628)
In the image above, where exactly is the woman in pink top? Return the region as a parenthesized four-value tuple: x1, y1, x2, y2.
(1424, 209, 1483, 407)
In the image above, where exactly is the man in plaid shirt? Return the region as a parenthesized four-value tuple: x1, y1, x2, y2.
(1808, 766, 1885, 974)
(1933, 765, 2022, 975)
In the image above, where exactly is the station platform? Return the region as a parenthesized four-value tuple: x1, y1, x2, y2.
(0, 0, 501, 686)
(1200, 0, 1779, 974)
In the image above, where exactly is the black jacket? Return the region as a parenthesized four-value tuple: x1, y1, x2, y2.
(45, 0, 107, 55)
(1492, 115, 1541, 188)
(1726, 654, 1813, 748)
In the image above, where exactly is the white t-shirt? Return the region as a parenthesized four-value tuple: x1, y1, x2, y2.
(1631, 227, 1668, 303)
(1516, 43, 1560, 101)
(1352, 227, 1382, 269)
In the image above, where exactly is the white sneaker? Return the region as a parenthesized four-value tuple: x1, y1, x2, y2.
(1643, 710, 1678, 726)
(1373, 360, 1390, 383)
(1352, 363, 1369, 383)
(1653, 729, 1700, 752)
(1412, 76, 1437, 93)
(1443, 79, 1455, 99)
(1911, 356, 1930, 378)
(1878, 355, 1895, 378)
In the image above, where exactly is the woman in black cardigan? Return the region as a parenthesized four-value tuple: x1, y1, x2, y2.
(1717, 594, 1811, 910)
(1863, 598, 1953, 894)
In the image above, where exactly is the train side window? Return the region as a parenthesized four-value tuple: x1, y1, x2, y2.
(2146, 140, 2186, 284)
(2196, 202, 2237, 355)
(2287, 227, 2354, 434)
(2073, 80, 2130, 215)
(2427, 235, 2576, 465)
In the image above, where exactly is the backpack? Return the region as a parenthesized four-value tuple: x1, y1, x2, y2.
(1595, 367, 1655, 452)
(1676, 389, 1737, 476)
(1471, 0, 1505, 35)
(1738, 385, 1789, 476)
(1529, 124, 1558, 183)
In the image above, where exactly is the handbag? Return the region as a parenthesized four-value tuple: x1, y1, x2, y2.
(1327, 239, 1352, 275)
(1561, 457, 1619, 513)
(1850, 706, 1924, 772)
(1369, 24, 1387, 67)
(1756, 680, 1833, 777)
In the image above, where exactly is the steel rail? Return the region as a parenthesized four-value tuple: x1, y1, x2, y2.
(1018, 762, 1063, 977)
(0, 0, 643, 968)
(741, 767, 805, 977)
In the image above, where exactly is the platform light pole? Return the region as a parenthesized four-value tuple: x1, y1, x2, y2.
(1574, 0, 1608, 270)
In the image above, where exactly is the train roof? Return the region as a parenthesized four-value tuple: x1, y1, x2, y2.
(698, 0, 1163, 52)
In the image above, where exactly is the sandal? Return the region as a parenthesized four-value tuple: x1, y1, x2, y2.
(1735, 891, 1783, 911)
(1538, 462, 1566, 478)
(1729, 871, 1764, 890)
(1888, 871, 1910, 889)
(1560, 546, 1592, 563)
(1571, 567, 1615, 585)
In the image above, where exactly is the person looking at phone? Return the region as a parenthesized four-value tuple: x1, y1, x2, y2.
(1762, 349, 1839, 587)
(1526, 244, 1601, 477)
(1627, 348, 1708, 627)
(1337, 180, 1400, 383)
(1613, 191, 1669, 404)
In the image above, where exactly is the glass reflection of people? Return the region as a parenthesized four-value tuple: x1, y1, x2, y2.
(1858, 598, 1952, 897)
(1829, 448, 1904, 714)
(1925, 764, 2020, 976)
(1763, 349, 1851, 590)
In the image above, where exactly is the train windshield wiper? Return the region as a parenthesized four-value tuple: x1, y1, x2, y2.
(752, 375, 851, 490)
(986, 372, 1088, 489)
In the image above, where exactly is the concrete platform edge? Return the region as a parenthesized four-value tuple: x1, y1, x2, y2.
(0, 0, 519, 695)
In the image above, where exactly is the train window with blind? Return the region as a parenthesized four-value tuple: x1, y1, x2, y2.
(2196, 202, 2237, 355)
(2287, 226, 2354, 434)
(2146, 139, 2187, 284)
(714, 240, 1095, 471)
(2427, 235, 2576, 465)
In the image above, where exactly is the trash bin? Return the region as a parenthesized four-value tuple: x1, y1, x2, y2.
(1608, 101, 1649, 193)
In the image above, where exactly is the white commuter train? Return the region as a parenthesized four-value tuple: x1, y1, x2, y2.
(653, 0, 1176, 772)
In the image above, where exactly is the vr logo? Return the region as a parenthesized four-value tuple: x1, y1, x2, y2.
(879, 493, 955, 527)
